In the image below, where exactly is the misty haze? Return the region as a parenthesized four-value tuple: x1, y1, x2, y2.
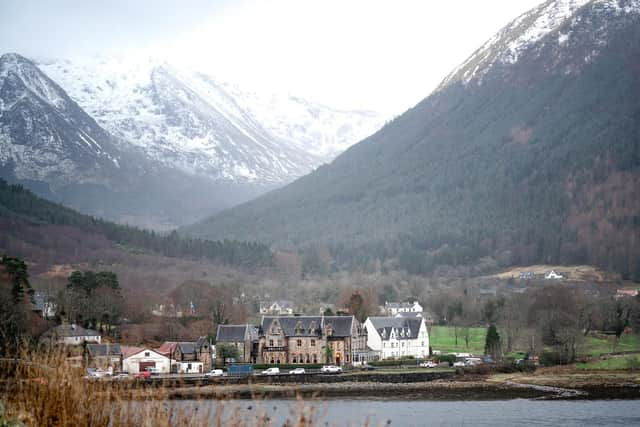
(1, 1, 640, 426)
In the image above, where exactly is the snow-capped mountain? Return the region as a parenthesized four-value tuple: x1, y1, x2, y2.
(439, 0, 640, 89)
(37, 56, 385, 185)
(0, 53, 385, 228)
(0, 53, 123, 188)
(184, 0, 640, 279)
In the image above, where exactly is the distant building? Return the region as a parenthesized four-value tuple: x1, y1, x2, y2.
(258, 315, 368, 366)
(158, 339, 211, 373)
(32, 292, 56, 319)
(364, 315, 429, 360)
(259, 300, 295, 315)
(216, 324, 259, 363)
(151, 303, 183, 318)
(544, 270, 564, 280)
(85, 343, 122, 372)
(41, 324, 101, 346)
(383, 301, 423, 316)
(122, 347, 170, 374)
(616, 289, 639, 299)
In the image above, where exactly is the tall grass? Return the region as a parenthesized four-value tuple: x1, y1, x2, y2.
(0, 350, 319, 427)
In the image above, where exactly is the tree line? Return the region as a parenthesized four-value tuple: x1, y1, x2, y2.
(0, 178, 272, 268)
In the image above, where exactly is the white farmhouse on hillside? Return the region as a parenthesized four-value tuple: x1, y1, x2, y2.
(544, 270, 563, 280)
(41, 324, 101, 346)
(259, 300, 294, 315)
(364, 314, 429, 360)
(383, 301, 423, 316)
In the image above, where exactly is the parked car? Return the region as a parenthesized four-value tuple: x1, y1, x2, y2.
(112, 373, 130, 381)
(261, 367, 280, 375)
(134, 371, 151, 379)
(321, 365, 342, 374)
(420, 361, 438, 368)
(453, 361, 466, 368)
(359, 364, 377, 371)
(145, 367, 160, 376)
(289, 368, 305, 375)
(205, 369, 224, 377)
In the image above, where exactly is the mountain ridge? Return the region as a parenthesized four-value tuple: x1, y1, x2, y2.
(184, 0, 640, 278)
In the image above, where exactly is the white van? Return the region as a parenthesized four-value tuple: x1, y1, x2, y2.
(261, 367, 280, 375)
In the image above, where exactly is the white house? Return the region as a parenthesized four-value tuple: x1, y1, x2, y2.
(41, 324, 101, 346)
(544, 270, 563, 280)
(364, 315, 429, 360)
(122, 347, 170, 374)
(259, 300, 294, 315)
(384, 301, 423, 316)
(171, 360, 204, 374)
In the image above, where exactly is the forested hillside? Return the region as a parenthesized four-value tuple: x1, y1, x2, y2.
(0, 178, 272, 268)
(185, 0, 640, 279)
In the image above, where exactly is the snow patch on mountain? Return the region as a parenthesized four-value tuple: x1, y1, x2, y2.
(37, 56, 386, 185)
(439, 0, 640, 89)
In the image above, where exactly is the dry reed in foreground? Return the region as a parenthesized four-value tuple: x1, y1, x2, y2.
(0, 350, 329, 427)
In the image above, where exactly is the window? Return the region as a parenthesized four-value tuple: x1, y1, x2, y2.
(277, 339, 283, 346)
(144, 352, 150, 357)
(313, 354, 317, 363)
(292, 355, 297, 363)
(187, 363, 192, 370)
(311, 339, 315, 347)
(269, 339, 274, 346)
(297, 339, 302, 347)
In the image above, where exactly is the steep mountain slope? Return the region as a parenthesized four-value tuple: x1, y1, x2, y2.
(0, 53, 123, 188)
(0, 53, 273, 229)
(186, 0, 640, 278)
(37, 57, 385, 183)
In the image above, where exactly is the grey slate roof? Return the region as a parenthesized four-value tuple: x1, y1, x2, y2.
(385, 301, 417, 309)
(260, 315, 355, 338)
(367, 317, 423, 340)
(87, 344, 121, 357)
(44, 324, 100, 338)
(216, 324, 257, 342)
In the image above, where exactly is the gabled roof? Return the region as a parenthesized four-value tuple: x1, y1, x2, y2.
(216, 324, 256, 342)
(367, 317, 423, 340)
(157, 341, 200, 356)
(385, 301, 420, 309)
(121, 346, 145, 358)
(87, 343, 121, 357)
(43, 324, 99, 338)
(260, 315, 356, 338)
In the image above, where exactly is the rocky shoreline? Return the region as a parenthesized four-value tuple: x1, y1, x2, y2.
(160, 377, 640, 401)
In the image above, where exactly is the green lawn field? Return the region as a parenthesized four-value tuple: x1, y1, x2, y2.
(576, 354, 640, 371)
(429, 326, 487, 354)
(583, 334, 640, 356)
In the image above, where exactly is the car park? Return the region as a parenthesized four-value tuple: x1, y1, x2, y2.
(289, 368, 305, 375)
(321, 365, 342, 374)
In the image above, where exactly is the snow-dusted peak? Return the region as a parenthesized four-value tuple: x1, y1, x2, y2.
(37, 55, 386, 184)
(0, 53, 70, 111)
(439, 0, 640, 89)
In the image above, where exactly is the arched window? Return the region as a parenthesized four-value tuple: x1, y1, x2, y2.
(292, 355, 297, 363)
(313, 354, 317, 364)
(276, 358, 281, 364)
(270, 358, 274, 364)
(306, 354, 310, 364)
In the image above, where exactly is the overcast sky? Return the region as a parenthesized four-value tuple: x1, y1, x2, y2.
(0, 0, 543, 114)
